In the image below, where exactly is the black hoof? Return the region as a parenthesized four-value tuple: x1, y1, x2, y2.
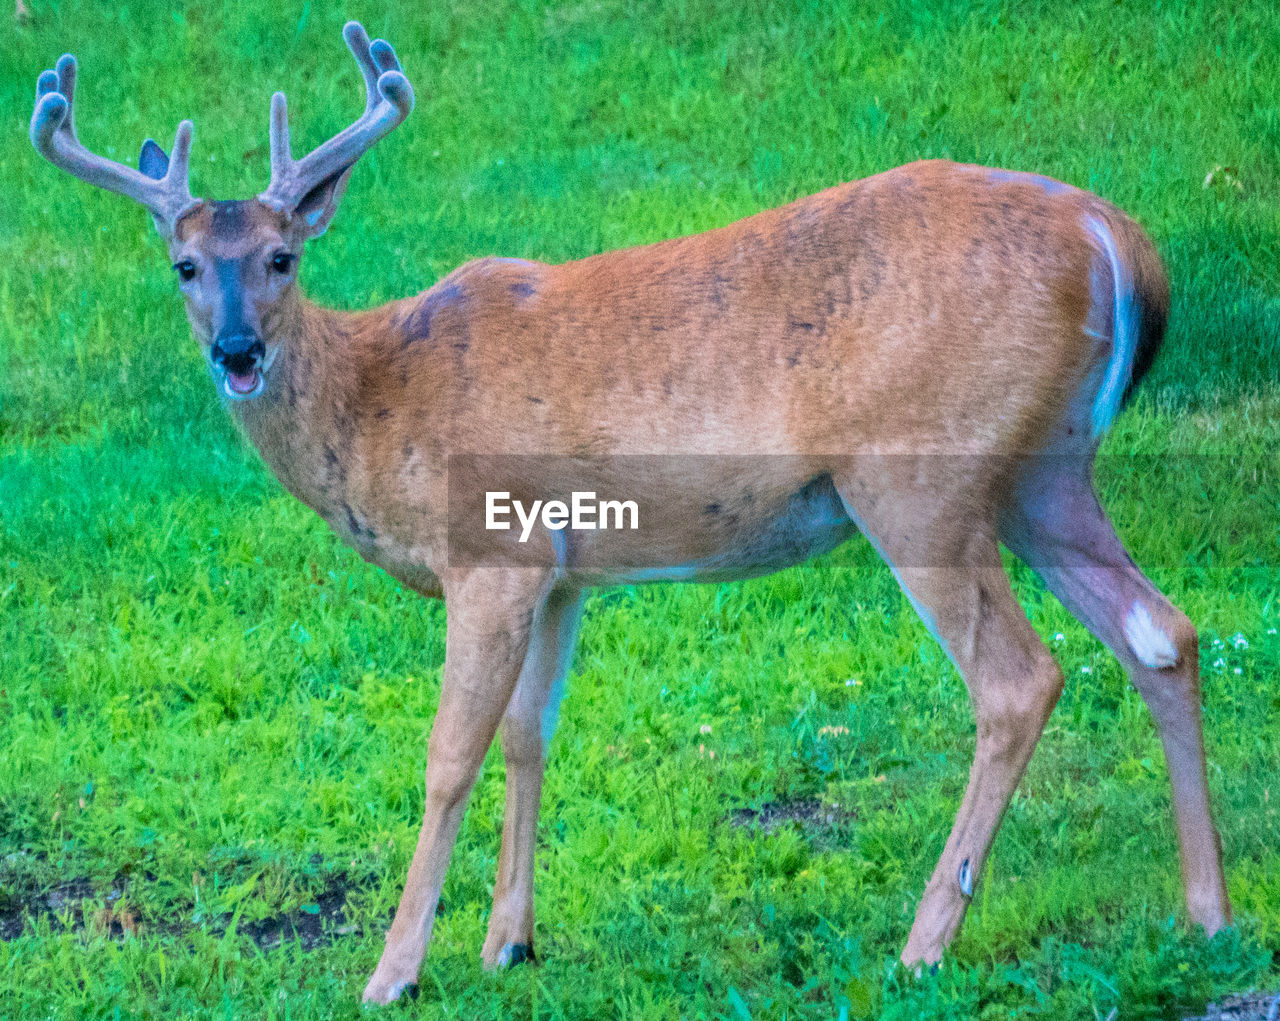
(497, 942, 535, 968)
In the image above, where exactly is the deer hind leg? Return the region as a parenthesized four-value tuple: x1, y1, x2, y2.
(837, 481, 1065, 965)
(363, 568, 555, 1006)
(1001, 463, 1231, 934)
(481, 586, 585, 969)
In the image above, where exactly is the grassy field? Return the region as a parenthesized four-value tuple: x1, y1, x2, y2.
(2, 0, 1278, 1017)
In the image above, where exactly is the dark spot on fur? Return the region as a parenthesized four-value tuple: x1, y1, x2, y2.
(452, 340, 470, 353)
(402, 442, 414, 458)
(209, 200, 252, 240)
(786, 349, 802, 368)
(322, 445, 347, 492)
(788, 318, 816, 332)
(860, 250, 886, 300)
(401, 316, 429, 348)
(510, 281, 536, 300)
(400, 306, 432, 347)
(375, 408, 391, 420)
(705, 502, 723, 515)
(525, 396, 544, 404)
(433, 283, 464, 308)
(341, 502, 375, 542)
(402, 283, 465, 348)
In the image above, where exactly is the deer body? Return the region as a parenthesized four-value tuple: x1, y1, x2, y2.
(32, 24, 1231, 1007)
(225, 163, 1141, 589)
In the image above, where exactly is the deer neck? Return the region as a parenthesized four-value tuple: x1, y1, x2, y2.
(225, 296, 366, 525)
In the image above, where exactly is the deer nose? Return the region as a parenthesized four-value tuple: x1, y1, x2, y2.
(211, 332, 265, 374)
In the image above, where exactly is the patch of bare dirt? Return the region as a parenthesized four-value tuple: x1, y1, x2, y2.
(729, 797, 854, 846)
(0, 856, 378, 950)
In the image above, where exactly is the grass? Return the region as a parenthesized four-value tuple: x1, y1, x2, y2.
(1, 0, 1278, 1017)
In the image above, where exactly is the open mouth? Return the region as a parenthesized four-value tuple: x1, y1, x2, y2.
(221, 366, 265, 401)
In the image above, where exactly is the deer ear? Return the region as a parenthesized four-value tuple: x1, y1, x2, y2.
(138, 138, 170, 181)
(139, 139, 182, 240)
(291, 164, 354, 239)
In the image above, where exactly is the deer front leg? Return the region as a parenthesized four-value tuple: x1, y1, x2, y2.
(363, 568, 553, 1006)
(482, 587, 584, 968)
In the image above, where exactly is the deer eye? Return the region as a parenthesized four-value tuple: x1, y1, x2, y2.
(270, 252, 297, 275)
(173, 260, 197, 282)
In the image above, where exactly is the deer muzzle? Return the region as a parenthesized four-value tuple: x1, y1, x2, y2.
(211, 331, 266, 400)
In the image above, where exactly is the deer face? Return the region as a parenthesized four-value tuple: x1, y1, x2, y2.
(167, 199, 299, 400)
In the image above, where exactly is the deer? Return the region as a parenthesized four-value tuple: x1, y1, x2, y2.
(30, 20, 1231, 1005)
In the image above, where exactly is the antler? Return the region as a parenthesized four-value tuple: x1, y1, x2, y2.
(30, 53, 198, 229)
(259, 21, 414, 213)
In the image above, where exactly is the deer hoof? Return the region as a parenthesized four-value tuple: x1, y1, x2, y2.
(496, 942, 535, 968)
(361, 974, 418, 1006)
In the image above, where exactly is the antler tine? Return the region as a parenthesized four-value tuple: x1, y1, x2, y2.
(53, 52, 75, 134)
(29, 54, 198, 229)
(268, 91, 292, 181)
(259, 20, 414, 212)
(344, 21, 382, 112)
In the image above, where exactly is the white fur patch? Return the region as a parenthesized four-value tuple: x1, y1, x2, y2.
(1123, 602, 1180, 669)
(1084, 215, 1137, 440)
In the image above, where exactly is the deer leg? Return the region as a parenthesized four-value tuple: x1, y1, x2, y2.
(363, 568, 554, 1006)
(481, 586, 584, 969)
(895, 557, 1064, 965)
(1002, 466, 1231, 934)
(839, 479, 1065, 965)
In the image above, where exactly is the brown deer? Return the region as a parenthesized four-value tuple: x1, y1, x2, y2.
(30, 21, 1230, 1005)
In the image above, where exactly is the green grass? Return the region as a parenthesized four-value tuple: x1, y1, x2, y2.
(1, 1, 1278, 1017)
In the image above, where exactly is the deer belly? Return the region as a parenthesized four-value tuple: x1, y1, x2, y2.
(603, 474, 858, 585)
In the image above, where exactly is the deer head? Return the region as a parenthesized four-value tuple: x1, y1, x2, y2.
(29, 21, 414, 401)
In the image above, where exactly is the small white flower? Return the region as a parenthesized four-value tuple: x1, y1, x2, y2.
(1233, 667, 1243, 675)
(699, 724, 712, 735)
(1231, 633, 1249, 650)
(1053, 633, 1066, 644)
(1212, 657, 1227, 669)
(844, 678, 862, 687)
(1080, 665, 1092, 675)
